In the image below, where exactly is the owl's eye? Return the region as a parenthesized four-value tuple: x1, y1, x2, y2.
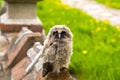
(61, 31, 66, 36)
(53, 31, 57, 35)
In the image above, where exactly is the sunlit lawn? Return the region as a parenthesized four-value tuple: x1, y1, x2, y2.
(37, 0, 120, 80)
(96, 0, 120, 9)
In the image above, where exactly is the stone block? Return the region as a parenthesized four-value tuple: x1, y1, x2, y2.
(0, 53, 8, 69)
(8, 4, 36, 19)
(0, 29, 9, 53)
(0, 35, 11, 80)
(0, 29, 9, 70)
(27, 42, 43, 61)
(0, 69, 11, 80)
(27, 42, 44, 73)
(1, 0, 43, 29)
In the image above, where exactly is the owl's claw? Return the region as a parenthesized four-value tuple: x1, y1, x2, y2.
(42, 62, 53, 77)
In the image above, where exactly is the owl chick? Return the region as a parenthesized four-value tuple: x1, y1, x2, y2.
(42, 25, 73, 77)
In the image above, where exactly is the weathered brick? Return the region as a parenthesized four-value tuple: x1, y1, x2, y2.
(0, 24, 14, 32)
(22, 70, 37, 80)
(35, 69, 45, 80)
(0, 24, 42, 33)
(12, 57, 30, 80)
(7, 32, 41, 68)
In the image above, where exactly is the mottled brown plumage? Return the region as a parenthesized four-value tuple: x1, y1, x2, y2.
(42, 25, 73, 76)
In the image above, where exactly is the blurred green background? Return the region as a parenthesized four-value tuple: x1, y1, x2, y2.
(0, 0, 2, 6)
(96, 0, 120, 9)
(1, 0, 120, 80)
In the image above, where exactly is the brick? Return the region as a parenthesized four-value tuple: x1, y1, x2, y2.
(22, 70, 37, 80)
(12, 57, 40, 80)
(12, 57, 30, 80)
(0, 52, 7, 61)
(6, 32, 41, 68)
(35, 69, 45, 80)
(0, 30, 9, 56)
(0, 24, 14, 32)
(0, 24, 42, 33)
(27, 42, 43, 61)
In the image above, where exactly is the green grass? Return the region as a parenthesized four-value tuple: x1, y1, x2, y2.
(96, 0, 120, 9)
(0, 0, 2, 6)
(37, 0, 120, 80)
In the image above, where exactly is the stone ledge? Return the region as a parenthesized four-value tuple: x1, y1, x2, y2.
(1, 17, 42, 24)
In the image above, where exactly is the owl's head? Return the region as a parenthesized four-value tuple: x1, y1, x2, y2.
(47, 25, 73, 43)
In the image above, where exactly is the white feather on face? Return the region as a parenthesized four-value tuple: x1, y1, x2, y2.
(43, 25, 73, 74)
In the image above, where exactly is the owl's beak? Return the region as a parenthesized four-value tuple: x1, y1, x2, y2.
(58, 33, 61, 39)
(55, 33, 62, 41)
